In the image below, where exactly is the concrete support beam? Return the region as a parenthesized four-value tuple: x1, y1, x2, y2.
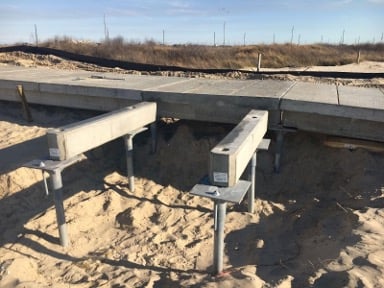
(210, 110, 268, 187)
(282, 111, 384, 143)
(47, 102, 156, 160)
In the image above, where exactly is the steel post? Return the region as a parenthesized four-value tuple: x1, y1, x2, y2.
(274, 131, 284, 173)
(150, 122, 157, 154)
(124, 135, 135, 192)
(49, 169, 68, 247)
(247, 152, 257, 213)
(213, 200, 227, 275)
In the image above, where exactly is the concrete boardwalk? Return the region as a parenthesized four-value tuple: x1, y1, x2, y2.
(0, 65, 383, 142)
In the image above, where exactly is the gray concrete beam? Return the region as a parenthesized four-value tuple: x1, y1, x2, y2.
(282, 111, 384, 142)
(210, 110, 268, 187)
(47, 102, 156, 160)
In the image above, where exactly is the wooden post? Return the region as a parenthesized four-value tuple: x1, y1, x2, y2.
(356, 50, 361, 64)
(16, 85, 33, 122)
(257, 53, 262, 72)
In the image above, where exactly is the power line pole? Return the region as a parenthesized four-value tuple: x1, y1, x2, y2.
(34, 24, 38, 46)
(103, 14, 109, 41)
(223, 21, 226, 46)
(162, 30, 165, 45)
(214, 32, 216, 46)
(290, 26, 294, 45)
(341, 29, 345, 44)
(243, 32, 246, 46)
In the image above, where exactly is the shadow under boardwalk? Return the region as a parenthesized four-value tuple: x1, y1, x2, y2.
(0, 135, 47, 175)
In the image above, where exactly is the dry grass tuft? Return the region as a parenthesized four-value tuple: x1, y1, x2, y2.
(41, 36, 384, 69)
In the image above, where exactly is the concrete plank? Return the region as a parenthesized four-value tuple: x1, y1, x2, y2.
(186, 79, 256, 95)
(147, 78, 294, 99)
(233, 80, 295, 98)
(66, 74, 187, 90)
(1, 65, 384, 143)
(154, 100, 251, 124)
(280, 82, 350, 121)
(281, 82, 338, 112)
(338, 86, 384, 110)
(39, 83, 142, 101)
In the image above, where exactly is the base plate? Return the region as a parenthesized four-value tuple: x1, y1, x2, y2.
(190, 180, 251, 204)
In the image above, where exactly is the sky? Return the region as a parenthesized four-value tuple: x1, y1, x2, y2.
(1, 0, 383, 45)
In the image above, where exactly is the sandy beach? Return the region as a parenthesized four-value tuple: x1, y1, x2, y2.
(0, 57, 384, 287)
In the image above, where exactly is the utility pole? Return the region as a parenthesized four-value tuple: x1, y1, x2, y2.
(341, 29, 345, 44)
(103, 14, 109, 41)
(273, 33, 275, 44)
(162, 30, 165, 45)
(34, 24, 38, 46)
(214, 32, 216, 46)
(290, 26, 294, 45)
(243, 32, 246, 46)
(223, 21, 226, 46)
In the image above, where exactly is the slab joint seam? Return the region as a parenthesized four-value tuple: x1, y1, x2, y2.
(144, 78, 192, 91)
(228, 80, 257, 96)
(379, 87, 384, 96)
(277, 81, 298, 123)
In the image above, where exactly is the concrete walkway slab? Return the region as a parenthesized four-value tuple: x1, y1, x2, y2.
(336, 85, 384, 123)
(0, 64, 383, 141)
(281, 82, 338, 113)
(338, 85, 384, 109)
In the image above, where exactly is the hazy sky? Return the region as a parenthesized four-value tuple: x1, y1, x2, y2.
(1, 0, 383, 45)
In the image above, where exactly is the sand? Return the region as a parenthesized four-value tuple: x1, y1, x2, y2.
(0, 56, 384, 287)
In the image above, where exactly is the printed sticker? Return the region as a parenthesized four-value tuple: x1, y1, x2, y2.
(213, 172, 228, 183)
(49, 148, 60, 158)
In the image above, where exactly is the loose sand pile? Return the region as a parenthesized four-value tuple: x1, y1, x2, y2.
(1, 100, 384, 287)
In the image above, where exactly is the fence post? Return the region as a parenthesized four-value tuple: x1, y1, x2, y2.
(356, 50, 361, 64)
(257, 53, 262, 72)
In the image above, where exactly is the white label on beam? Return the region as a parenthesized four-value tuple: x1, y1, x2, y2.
(210, 109, 268, 187)
(213, 172, 228, 183)
(49, 148, 60, 158)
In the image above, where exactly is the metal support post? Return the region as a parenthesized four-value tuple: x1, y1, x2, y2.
(213, 200, 227, 275)
(274, 131, 284, 173)
(49, 169, 68, 247)
(247, 152, 257, 213)
(190, 181, 251, 275)
(124, 135, 135, 192)
(150, 122, 157, 154)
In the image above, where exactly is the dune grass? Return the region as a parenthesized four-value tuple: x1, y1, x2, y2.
(40, 36, 384, 69)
